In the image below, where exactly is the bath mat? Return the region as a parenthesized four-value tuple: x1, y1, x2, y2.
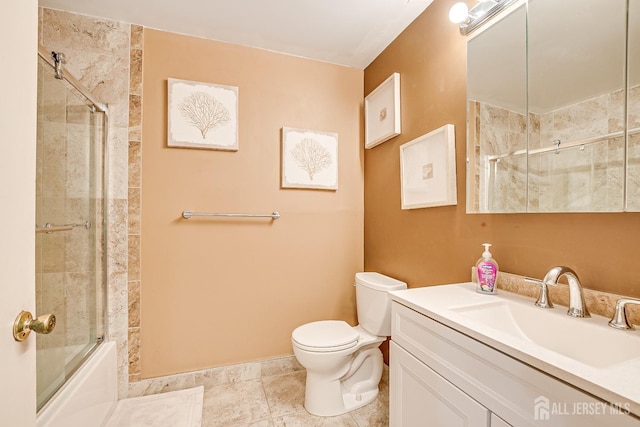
(104, 386, 204, 427)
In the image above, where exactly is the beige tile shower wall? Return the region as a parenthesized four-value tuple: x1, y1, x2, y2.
(36, 70, 68, 358)
(128, 24, 143, 383)
(34, 79, 66, 389)
(40, 8, 131, 398)
(34, 68, 104, 393)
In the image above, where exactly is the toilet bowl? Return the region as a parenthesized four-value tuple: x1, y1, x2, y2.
(291, 272, 407, 416)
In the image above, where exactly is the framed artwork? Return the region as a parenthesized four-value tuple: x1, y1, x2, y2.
(167, 78, 239, 150)
(364, 72, 401, 149)
(400, 124, 457, 209)
(281, 127, 338, 190)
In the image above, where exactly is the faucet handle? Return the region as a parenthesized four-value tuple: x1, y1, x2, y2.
(525, 277, 556, 309)
(608, 298, 640, 330)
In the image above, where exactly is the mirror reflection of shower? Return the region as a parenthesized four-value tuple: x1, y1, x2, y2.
(35, 46, 107, 411)
(466, 0, 639, 213)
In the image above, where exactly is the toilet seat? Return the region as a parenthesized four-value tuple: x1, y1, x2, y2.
(292, 320, 359, 352)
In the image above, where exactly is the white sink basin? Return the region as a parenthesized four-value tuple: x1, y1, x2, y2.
(452, 299, 640, 368)
(389, 282, 640, 418)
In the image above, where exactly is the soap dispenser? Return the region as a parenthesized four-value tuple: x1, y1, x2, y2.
(476, 243, 498, 294)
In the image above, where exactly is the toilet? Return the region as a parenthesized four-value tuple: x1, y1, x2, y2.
(291, 272, 407, 416)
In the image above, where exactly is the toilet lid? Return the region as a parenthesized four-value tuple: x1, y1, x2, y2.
(292, 320, 359, 352)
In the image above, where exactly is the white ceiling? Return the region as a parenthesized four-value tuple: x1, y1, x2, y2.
(38, 0, 434, 69)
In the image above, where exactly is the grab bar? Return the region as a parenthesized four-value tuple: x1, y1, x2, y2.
(36, 221, 92, 234)
(182, 210, 280, 220)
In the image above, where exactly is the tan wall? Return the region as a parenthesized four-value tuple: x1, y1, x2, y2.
(141, 29, 364, 378)
(364, 0, 640, 298)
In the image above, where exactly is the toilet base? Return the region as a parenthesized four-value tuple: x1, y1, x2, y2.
(304, 347, 383, 417)
(342, 387, 380, 413)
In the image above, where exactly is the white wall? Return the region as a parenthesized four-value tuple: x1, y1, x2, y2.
(0, 1, 38, 425)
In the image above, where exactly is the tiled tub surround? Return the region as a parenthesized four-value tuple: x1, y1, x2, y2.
(35, 67, 104, 404)
(128, 356, 389, 427)
(40, 8, 132, 398)
(127, 23, 143, 384)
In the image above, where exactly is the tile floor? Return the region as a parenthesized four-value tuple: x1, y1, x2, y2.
(200, 365, 389, 427)
(129, 356, 389, 427)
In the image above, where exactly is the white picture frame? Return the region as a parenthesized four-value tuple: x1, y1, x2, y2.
(400, 124, 457, 209)
(281, 127, 338, 190)
(364, 72, 401, 149)
(167, 78, 239, 150)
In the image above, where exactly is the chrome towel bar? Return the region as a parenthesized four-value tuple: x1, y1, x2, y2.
(182, 210, 280, 220)
(36, 221, 92, 234)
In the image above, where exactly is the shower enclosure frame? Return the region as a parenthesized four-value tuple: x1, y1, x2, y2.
(36, 44, 109, 412)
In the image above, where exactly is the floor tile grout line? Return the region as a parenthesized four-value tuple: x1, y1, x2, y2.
(259, 369, 305, 382)
(258, 379, 276, 424)
(260, 373, 315, 424)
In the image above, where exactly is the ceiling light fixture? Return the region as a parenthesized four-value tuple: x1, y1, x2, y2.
(449, 0, 518, 35)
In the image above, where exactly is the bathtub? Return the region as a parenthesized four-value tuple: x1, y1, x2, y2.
(36, 341, 117, 427)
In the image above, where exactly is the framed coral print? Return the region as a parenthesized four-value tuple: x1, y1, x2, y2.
(364, 72, 401, 149)
(168, 78, 239, 150)
(281, 127, 338, 190)
(400, 124, 457, 209)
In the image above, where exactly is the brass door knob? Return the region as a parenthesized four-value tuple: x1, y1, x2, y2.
(13, 310, 56, 342)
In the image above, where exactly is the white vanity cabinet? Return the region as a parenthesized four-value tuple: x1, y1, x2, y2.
(390, 340, 492, 426)
(389, 301, 640, 427)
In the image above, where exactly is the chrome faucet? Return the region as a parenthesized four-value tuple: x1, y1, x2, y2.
(542, 266, 590, 318)
(525, 277, 556, 308)
(608, 298, 640, 330)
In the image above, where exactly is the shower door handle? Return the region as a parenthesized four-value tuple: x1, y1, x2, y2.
(13, 310, 56, 342)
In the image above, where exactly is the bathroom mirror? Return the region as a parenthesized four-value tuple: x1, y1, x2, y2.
(466, 2, 527, 213)
(466, 0, 639, 213)
(628, 0, 640, 211)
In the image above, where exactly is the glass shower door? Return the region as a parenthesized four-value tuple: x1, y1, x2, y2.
(35, 55, 105, 410)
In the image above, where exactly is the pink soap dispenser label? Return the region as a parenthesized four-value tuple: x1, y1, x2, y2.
(477, 262, 497, 293)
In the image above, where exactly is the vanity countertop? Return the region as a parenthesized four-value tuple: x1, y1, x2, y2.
(389, 282, 640, 417)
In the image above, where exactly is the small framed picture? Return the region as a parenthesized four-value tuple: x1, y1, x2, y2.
(400, 124, 457, 209)
(281, 127, 338, 190)
(364, 72, 401, 149)
(167, 78, 239, 150)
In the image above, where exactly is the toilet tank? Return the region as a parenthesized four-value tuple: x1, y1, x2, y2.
(355, 272, 407, 336)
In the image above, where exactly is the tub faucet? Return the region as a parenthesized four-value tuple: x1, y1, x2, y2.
(543, 266, 590, 318)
